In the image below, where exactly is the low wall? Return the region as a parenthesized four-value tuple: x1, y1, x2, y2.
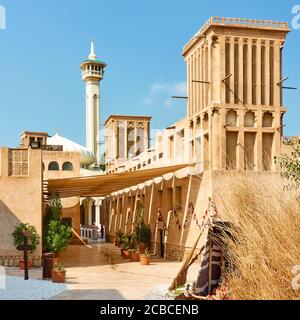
(0, 255, 42, 268)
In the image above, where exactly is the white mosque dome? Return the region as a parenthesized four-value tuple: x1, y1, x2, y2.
(47, 133, 96, 166)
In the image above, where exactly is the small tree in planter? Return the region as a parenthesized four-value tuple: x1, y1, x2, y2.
(134, 206, 152, 254)
(43, 193, 72, 264)
(44, 220, 72, 256)
(12, 223, 40, 270)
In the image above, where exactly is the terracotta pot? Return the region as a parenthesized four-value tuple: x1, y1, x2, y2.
(139, 245, 145, 254)
(130, 252, 140, 262)
(20, 259, 32, 270)
(123, 250, 131, 259)
(140, 255, 150, 265)
(52, 270, 66, 283)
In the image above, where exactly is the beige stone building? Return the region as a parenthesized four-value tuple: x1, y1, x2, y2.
(0, 131, 82, 266)
(105, 115, 152, 173)
(103, 17, 294, 259)
(0, 17, 298, 267)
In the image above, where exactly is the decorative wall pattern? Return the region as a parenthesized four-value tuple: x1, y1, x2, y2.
(9, 149, 29, 176)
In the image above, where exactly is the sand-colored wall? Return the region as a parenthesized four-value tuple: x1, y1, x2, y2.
(0, 148, 43, 258)
(105, 169, 215, 260)
(105, 169, 286, 261)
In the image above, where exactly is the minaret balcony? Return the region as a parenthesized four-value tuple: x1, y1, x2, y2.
(82, 69, 104, 81)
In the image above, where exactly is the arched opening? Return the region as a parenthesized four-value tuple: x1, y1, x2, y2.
(48, 161, 59, 171)
(244, 111, 255, 127)
(262, 112, 273, 128)
(226, 110, 238, 127)
(62, 161, 73, 171)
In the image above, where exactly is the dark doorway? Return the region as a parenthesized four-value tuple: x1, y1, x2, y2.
(160, 230, 164, 258)
(80, 205, 85, 225)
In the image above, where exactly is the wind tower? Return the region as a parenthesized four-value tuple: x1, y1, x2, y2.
(80, 38, 106, 167)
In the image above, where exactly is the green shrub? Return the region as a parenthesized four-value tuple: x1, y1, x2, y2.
(43, 193, 72, 254)
(12, 223, 40, 252)
(120, 234, 133, 251)
(135, 223, 151, 249)
(277, 144, 300, 188)
(44, 220, 72, 254)
(134, 204, 152, 249)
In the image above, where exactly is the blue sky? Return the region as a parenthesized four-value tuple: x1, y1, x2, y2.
(0, 0, 299, 147)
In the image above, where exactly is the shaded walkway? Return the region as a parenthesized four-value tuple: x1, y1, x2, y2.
(51, 242, 199, 300)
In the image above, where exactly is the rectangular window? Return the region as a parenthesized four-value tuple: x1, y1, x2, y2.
(234, 42, 239, 104)
(204, 134, 209, 170)
(225, 42, 230, 104)
(226, 132, 238, 170)
(262, 133, 274, 171)
(9, 149, 29, 176)
(252, 44, 257, 105)
(169, 136, 174, 160)
(205, 47, 209, 106)
(189, 140, 195, 160)
(261, 46, 266, 105)
(127, 127, 135, 158)
(244, 133, 256, 170)
(243, 44, 248, 105)
(269, 45, 274, 106)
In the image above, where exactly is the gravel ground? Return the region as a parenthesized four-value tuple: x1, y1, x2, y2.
(144, 285, 176, 300)
(0, 276, 67, 300)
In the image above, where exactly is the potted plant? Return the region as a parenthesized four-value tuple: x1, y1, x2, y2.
(134, 205, 152, 254)
(140, 248, 151, 265)
(121, 234, 132, 259)
(52, 262, 66, 283)
(135, 223, 152, 254)
(130, 248, 140, 262)
(44, 220, 72, 260)
(12, 223, 40, 270)
(43, 193, 72, 267)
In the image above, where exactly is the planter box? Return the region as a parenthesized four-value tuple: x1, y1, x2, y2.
(52, 270, 66, 283)
(20, 259, 32, 270)
(130, 252, 140, 262)
(140, 255, 150, 265)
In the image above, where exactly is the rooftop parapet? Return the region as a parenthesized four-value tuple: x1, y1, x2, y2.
(183, 16, 290, 55)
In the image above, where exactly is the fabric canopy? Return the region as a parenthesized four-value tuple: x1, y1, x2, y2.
(44, 164, 192, 198)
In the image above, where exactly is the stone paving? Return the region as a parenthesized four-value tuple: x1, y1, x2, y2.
(6, 242, 199, 300)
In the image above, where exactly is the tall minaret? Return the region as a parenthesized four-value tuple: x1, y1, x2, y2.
(80, 39, 106, 166)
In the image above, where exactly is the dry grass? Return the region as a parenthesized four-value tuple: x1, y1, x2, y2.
(217, 174, 300, 300)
